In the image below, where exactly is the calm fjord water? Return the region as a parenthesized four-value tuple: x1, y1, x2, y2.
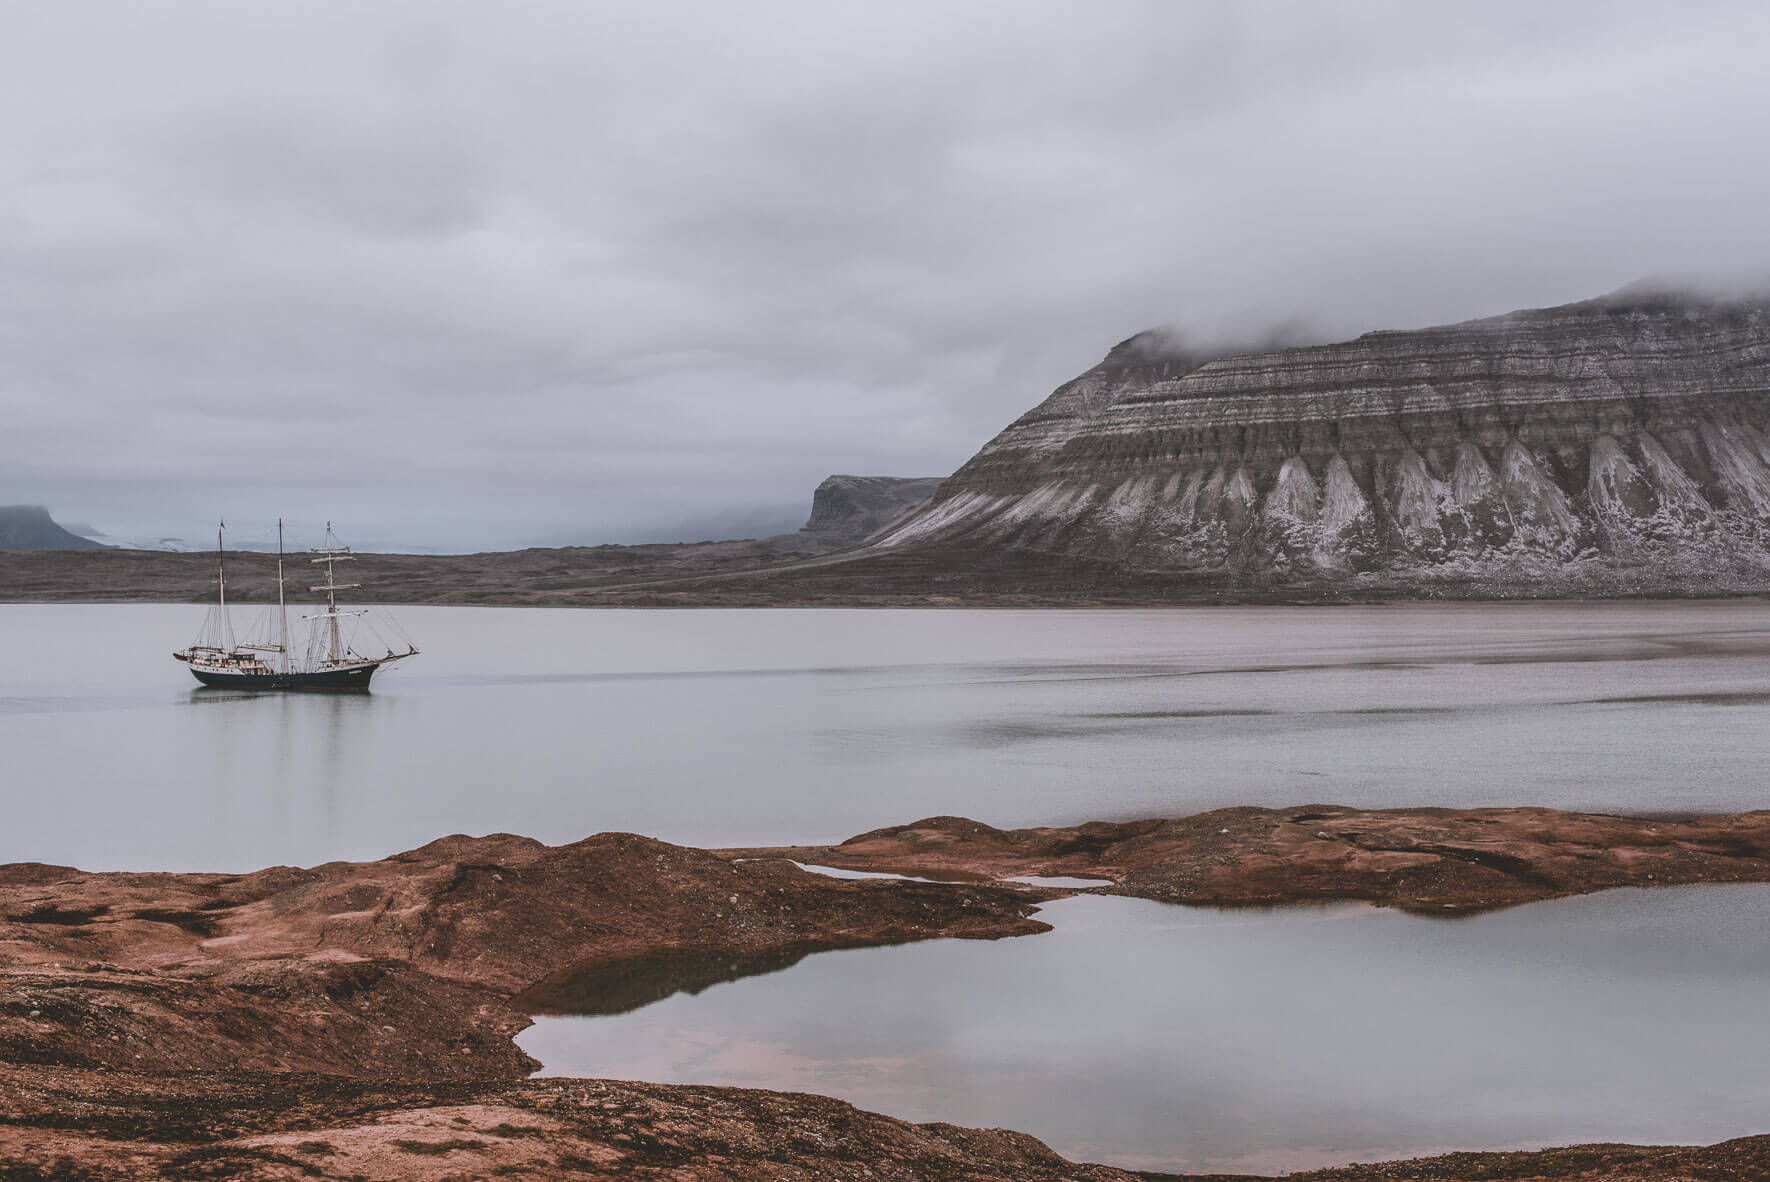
(4, 601, 1770, 870)
(9, 601, 1770, 1172)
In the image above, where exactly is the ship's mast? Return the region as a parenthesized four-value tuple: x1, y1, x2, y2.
(205, 520, 243, 654)
(276, 519, 289, 674)
(308, 522, 361, 665)
(325, 522, 340, 661)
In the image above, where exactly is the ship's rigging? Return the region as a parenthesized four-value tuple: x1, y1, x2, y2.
(175, 521, 417, 689)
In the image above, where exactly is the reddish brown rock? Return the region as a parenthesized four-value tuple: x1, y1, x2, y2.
(738, 805, 1770, 914)
(7, 812, 1770, 1179)
(0, 1066, 1150, 1182)
(0, 831, 1049, 1080)
(3, 1065, 1767, 1181)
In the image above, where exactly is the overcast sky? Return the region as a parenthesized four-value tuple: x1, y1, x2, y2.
(3, 2, 1769, 552)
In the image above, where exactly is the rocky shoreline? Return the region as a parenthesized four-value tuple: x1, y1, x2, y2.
(0, 831, 1052, 1079)
(8, 1065, 1770, 1181)
(7, 806, 1770, 1178)
(736, 804, 1770, 914)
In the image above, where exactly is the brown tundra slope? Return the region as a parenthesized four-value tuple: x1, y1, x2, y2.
(7, 1066, 1770, 1182)
(0, 831, 1051, 1078)
(744, 805, 1770, 913)
(7, 808, 1770, 1178)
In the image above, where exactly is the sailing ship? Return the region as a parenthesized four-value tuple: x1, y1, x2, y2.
(174, 521, 418, 689)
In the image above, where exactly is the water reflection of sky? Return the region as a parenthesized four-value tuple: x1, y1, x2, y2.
(5, 601, 1770, 870)
(522, 887, 1770, 1174)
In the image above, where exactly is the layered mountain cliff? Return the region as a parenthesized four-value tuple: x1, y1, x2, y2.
(873, 289, 1770, 589)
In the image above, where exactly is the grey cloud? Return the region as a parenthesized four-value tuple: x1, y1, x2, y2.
(3, 1, 1769, 550)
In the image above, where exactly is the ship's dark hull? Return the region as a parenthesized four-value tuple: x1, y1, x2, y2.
(188, 663, 378, 691)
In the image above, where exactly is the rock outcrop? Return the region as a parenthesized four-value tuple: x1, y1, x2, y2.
(798, 474, 944, 545)
(0, 1067, 1155, 1182)
(10, 814, 1770, 1177)
(739, 806, 1770, 915)
(0, 831, 1050, 1080)
(8, 1066, 1770, 1182)
(0, 506, 107, 551)
(872, 288, 1770, 589)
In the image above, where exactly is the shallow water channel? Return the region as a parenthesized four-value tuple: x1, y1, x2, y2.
(520, 885, 1770, 1174)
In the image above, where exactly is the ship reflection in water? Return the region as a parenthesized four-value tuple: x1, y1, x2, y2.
(520, 888, 1770, 1175)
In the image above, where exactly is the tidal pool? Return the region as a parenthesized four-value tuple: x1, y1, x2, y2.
(520, 886, 1770, 1174)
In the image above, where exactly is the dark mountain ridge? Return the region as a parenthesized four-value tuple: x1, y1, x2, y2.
(0, 506, 108, 551)
(798, 474, 943, 543)
(0, 473, 948, 604)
